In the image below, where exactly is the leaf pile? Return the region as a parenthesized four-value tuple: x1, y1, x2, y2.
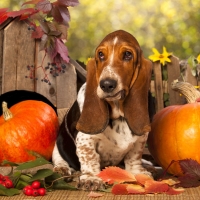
(0, 157, 77, 196)
(98, 167, 184, 195)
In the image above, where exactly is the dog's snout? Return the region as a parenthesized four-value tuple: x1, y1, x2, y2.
(100, 79, 117, 93)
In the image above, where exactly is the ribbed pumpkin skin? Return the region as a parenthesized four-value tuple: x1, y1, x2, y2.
(147, 103, 200, 176)
(0, 100, 59, 164)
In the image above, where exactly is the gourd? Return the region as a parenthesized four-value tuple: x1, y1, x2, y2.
(0, 100, 59, 164)
(147, 81, 200, 176)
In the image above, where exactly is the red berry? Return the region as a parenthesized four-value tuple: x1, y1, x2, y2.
(2, 176, 9, 181)
(32, 189, 39, 197)
(23, 185, 32, 194)
(4, 179, 14, 188)
(31, 181, 40, 189)
(0, 180, 4, 185)
(25, 188, 33, 196)
(38, 188, 46, 196)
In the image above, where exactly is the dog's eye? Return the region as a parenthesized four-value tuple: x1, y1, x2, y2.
(124, 51, 132, 61)
(98, 52, 105, 60)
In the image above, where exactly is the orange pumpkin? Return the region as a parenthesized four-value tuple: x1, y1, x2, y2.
(0, 100, 59, 164)
(147, 81, 200, 176)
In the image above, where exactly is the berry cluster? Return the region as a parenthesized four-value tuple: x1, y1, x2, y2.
(0, 174, 14, 188)
(23, 181, 46, 196)
(25, 62, 68, 85)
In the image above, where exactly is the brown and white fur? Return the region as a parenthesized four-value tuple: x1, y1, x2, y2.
(52, 30, 153, 190)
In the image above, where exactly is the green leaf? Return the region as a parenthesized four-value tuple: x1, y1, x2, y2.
(0, 185, 20, 196)
(16, 158, 50, 170)
(19, 174, 33, 182)
(15, 180, 29, 190)
(1, 160, 19, 166)
(28, 169, 54, 182)
(26, 150, 45, 158)
(45, 172, 77, 190)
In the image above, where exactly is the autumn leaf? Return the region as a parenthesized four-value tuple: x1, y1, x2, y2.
(165, 187, 185, 195)
(51, 3, 70, 26)
(0, 8, 9, 24)
(134, 174, 153, 186)
(111, 184, 129, 195)
(57, 0, 79, 7)
(161, 178, 180, 186)
(98, 167, 136, 184)
(178, 159, 200, 188)
(55, 38, 69, 63)
(144, 180, 169, 194)
(7, 8, 37, 19)
(87, 191, 104, 198)
(36, 0, 52, 13)
(126, 184, 145, 194)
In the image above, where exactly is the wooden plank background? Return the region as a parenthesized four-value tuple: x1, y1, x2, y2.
(0, 18, 77, 123)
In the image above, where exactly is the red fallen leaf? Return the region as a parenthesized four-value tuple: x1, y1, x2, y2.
(145, 180, 169, 194)
(126, 184, 145, 194)
(111, 184, 129, 195)
(87, 191, 104, 198)
(98, 166, 136, 184)
(161, 178, 180, 186)
(134, 174, 153, 186)
(165, 187, 185, 195)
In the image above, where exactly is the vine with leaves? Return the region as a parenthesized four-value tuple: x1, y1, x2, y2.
(0, 0, 79, 84)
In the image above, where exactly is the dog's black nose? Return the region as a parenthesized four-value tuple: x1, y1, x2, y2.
(100, 79, 117, 93)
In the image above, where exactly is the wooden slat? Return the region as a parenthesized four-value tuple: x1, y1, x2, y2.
(185, 65, 197, 86)
(35, 40, 56, 106)
(167, 56, 185, 105)
(2, 19, 35, 93)
(153, 62, 164, 111)
(0, 28, 4, 95)
(56, 62, 77, 109)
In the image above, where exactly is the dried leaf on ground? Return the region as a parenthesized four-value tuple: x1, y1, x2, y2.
(98, 167, 136, 184)
(145, 180, 169, 194)
(87, 191, 104, 198)
(178, 159, 200, 188)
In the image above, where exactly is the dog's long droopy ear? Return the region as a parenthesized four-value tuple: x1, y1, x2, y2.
(124, 57, 152, 136)
(76, 58, 109, 134)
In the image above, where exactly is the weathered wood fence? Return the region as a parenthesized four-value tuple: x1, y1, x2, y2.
(151, 56, 198, 112)
(0, 18, 85, 123)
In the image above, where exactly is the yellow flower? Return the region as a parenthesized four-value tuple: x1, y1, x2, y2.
(197, 54, 200, 64)
(148, 47, 172, 66)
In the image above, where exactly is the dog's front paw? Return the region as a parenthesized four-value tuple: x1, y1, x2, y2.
(77, 174, 105, 191)
(53, 165, 73, 182)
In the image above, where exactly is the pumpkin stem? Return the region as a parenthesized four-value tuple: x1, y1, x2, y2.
(2, 101, 13, 121)
(171, 80, 200, 103)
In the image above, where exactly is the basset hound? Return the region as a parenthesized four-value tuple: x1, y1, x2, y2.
(52, 30, 153, 190)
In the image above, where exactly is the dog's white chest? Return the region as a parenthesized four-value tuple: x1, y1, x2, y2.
(97, 119, 139, 167)
(76, 118, 139, 168)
